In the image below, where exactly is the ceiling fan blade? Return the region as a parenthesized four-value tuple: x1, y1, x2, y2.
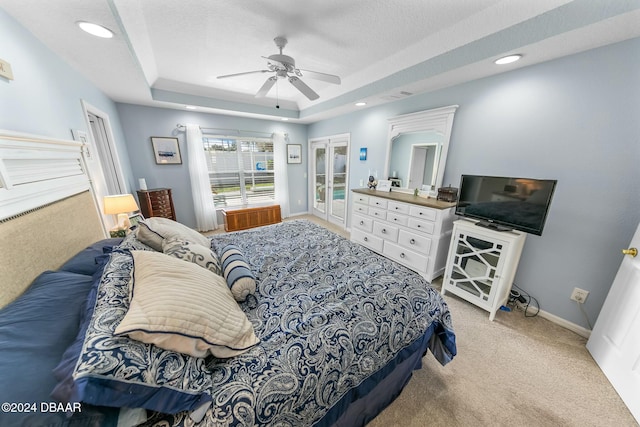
(289, 76, 319, 100)
(217, 70, 270, 79)
(255, 76, 277, 97)
(297, 69, 341, 85)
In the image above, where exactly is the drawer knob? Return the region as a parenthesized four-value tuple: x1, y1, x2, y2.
(382, 229, 386, 234)
(417, 224, 422, 228)
(410, 239, 416, 245)
(395, 207, 399, 210)
(393, 218, 397, 221)
(364, 237, 368, 242)
(419, 212, 423, 215)
(400, 253, 406, 258)
(360, 221, 364, 225)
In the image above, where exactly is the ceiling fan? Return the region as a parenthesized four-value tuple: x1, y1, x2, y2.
(217, 37, 341, 101)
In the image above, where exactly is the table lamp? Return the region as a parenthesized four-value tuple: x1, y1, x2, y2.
(103, 194, 139, 234)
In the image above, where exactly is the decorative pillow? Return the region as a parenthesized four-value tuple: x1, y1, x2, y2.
(136, 217, 210, 251)
(115, 250, 259, 358)
(53, 250, 213, 417)
(162, 237, 222, 276)
(219, 244, 256, 302)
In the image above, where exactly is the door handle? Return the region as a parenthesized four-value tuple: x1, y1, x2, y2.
(622, 247, 637, 257)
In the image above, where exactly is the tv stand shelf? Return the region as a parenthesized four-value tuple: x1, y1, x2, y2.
(441, 220, 526, 321)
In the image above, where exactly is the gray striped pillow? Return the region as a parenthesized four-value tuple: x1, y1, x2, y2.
(219, 245, 256, 302)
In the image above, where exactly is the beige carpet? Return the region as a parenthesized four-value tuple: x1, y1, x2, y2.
(207, 215, 637, 427)
(369, 286, 637, 427)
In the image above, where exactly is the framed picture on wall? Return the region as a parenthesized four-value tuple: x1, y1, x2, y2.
(287, 144, 302, 164)
(151, 137, 182, 165)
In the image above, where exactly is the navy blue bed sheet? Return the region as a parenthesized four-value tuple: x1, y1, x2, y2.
(0, 239, 121, 427)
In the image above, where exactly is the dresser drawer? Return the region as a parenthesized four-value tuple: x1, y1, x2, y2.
(353, 203, 369, 215)
(383, 242, 428, 273)
(408, 217, 435, 234)
(353, 194, 369, 204)
(368, 206, 387, 220)
(373, 221, 399, 242)
(398, 229, 432, 255)
(369, 197, 388, 209)
(387, 201, 410, 215)
(353, 213, 373, 232)
(409, 205, 437, 222)
(386, 211, 408, 226)
(351, 228, 384, 252)
(151, 199, 170, 208)
(149, 191, 170, 202)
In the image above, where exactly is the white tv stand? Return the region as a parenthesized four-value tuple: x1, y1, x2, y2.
(441, 219, 526, 321)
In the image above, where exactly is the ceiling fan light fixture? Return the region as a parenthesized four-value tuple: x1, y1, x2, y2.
(494, 54, 522, 65)
(77, 21, 114, 38)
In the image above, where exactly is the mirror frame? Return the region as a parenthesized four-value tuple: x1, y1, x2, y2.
(384, 105, 458, 195)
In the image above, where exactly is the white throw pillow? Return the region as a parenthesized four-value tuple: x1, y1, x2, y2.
(115, 250, 259, 358)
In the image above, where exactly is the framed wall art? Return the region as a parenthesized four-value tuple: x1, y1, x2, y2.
(151, 137, 182, 165)
(287, 144, 302, 164)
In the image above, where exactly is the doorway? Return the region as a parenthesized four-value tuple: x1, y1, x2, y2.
(310, 134, 349, 228)
(81, 101, 127, 230)
(407, 143, 439, 190)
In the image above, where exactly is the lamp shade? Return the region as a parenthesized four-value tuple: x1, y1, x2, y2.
(103, 194, 139, 215)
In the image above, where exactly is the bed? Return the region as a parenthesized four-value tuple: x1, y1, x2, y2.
(0, 130, 456, 427)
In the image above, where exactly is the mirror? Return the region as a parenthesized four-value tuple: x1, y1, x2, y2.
(384, 105, 458, 195)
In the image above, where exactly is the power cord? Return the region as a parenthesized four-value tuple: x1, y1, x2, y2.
(577, 301, 593, 329)
(509, 284, 540, 317)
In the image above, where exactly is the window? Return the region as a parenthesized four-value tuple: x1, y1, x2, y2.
(203, 136, 274, 207)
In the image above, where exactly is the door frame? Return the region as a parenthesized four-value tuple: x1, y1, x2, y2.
(81, 100, 127, 230)
(308, 133, 350, 228)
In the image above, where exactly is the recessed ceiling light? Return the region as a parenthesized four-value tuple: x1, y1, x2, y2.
(77, 21, 114, 38)
(185, 105, 197, 110)
(494, 54, 522, 65)
(355, 102, 367, 106)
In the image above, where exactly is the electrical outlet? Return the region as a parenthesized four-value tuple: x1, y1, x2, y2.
(570, 287, 589, 304)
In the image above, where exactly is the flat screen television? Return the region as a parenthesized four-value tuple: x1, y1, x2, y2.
(455, 175, 557, 236)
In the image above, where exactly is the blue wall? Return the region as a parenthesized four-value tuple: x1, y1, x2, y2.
(115, 103, 309, 226)
(309, 38, 640, 329)
(4, 2, 640, 328)
(0, 8, 134, 189)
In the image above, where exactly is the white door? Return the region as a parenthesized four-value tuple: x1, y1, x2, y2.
(586, 222, 640, 423)
(310, 135, 349, 227)
(311, 143, 327, 218)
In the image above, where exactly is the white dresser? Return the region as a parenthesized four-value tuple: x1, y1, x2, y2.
(350, 189, 455, 281)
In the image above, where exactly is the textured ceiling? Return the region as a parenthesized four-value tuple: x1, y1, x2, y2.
(2, 0, 639, 123)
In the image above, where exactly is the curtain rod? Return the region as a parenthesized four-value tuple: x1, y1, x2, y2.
(176, 124, 274, 137)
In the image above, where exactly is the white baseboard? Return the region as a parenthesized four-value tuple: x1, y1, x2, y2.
(288, 211, 310, 217)
(537, 309, 591, 338)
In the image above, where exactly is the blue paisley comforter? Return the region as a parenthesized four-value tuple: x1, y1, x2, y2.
(71, 219, 456, 426)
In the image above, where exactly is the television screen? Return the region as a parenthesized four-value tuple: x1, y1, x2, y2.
(455, 175, 557, 236)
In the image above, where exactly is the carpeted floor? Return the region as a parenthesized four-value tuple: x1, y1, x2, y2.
(207, 215, 637, 427)
(368, 284, 637, 426)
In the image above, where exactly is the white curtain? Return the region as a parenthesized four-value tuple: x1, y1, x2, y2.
(273, 132, 290, 218)
(186, 124, 218, 231)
